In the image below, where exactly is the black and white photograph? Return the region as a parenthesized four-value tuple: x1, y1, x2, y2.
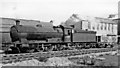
(0, 0, 119, 67)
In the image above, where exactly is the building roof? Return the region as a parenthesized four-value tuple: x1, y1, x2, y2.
(64, 14, 117, 25)
(0, 17, 40, 22)
(0, 17, 55, 32)
(95, 17, 117, 24)
(114, 18, 120, 20)
(0, 17, 55, 27)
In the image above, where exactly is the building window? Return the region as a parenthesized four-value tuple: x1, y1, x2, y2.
(92, 26, 95, 30)
(101, 23, 103, 30)
(80, 21, 82, 29)
(97, 24, 99, 30)
(68, 30, 70, 35)
(112, 24, 114, 32)
(108, 24, 110, 30)
(97, 36, 101, 42)
(104, 23, 107, 30)
(70, 25, 74, 28)
(88, 22, 91, 29)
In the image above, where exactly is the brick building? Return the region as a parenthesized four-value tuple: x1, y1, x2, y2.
(0, 17, 54, 32)
(64, 14, 118, 43)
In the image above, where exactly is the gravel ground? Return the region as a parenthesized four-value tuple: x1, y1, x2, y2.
(68, 51, 119, 66)
(94, 53, 118, 66)
(1, 57, 75, 66)
(1, 50, 119, 67)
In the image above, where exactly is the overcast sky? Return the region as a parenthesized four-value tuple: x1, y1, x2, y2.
(0, 0, 119, 25)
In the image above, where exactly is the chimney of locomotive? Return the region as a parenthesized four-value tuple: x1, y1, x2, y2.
(16, 20, 20, 25)
(50, 20, 53, 24)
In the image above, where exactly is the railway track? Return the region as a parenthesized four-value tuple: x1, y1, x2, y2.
(1, 47, 117, 64)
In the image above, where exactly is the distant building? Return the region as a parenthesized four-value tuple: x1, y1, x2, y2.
(64, 14, 118, 43)
(108, 14, 118, 19)
(110, 14, 120, 44)
(0, 17, 54, 32)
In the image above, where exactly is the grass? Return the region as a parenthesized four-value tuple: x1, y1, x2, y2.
(35, 57, 48, 62)
(68, 53, 119, 66)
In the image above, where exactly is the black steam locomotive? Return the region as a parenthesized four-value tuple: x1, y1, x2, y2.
(1, 20, 112, 53)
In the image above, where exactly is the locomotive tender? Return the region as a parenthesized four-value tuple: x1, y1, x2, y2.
(1, 19, 112, 53)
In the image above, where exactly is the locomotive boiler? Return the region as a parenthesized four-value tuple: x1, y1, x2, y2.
(10, 20, 63, 43)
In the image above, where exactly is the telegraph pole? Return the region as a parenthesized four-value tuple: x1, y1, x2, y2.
(118, 2, 120, 44)
(117, 17, 120, 44)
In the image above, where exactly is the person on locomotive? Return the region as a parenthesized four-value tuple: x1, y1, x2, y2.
(10, 20, 21, 43)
